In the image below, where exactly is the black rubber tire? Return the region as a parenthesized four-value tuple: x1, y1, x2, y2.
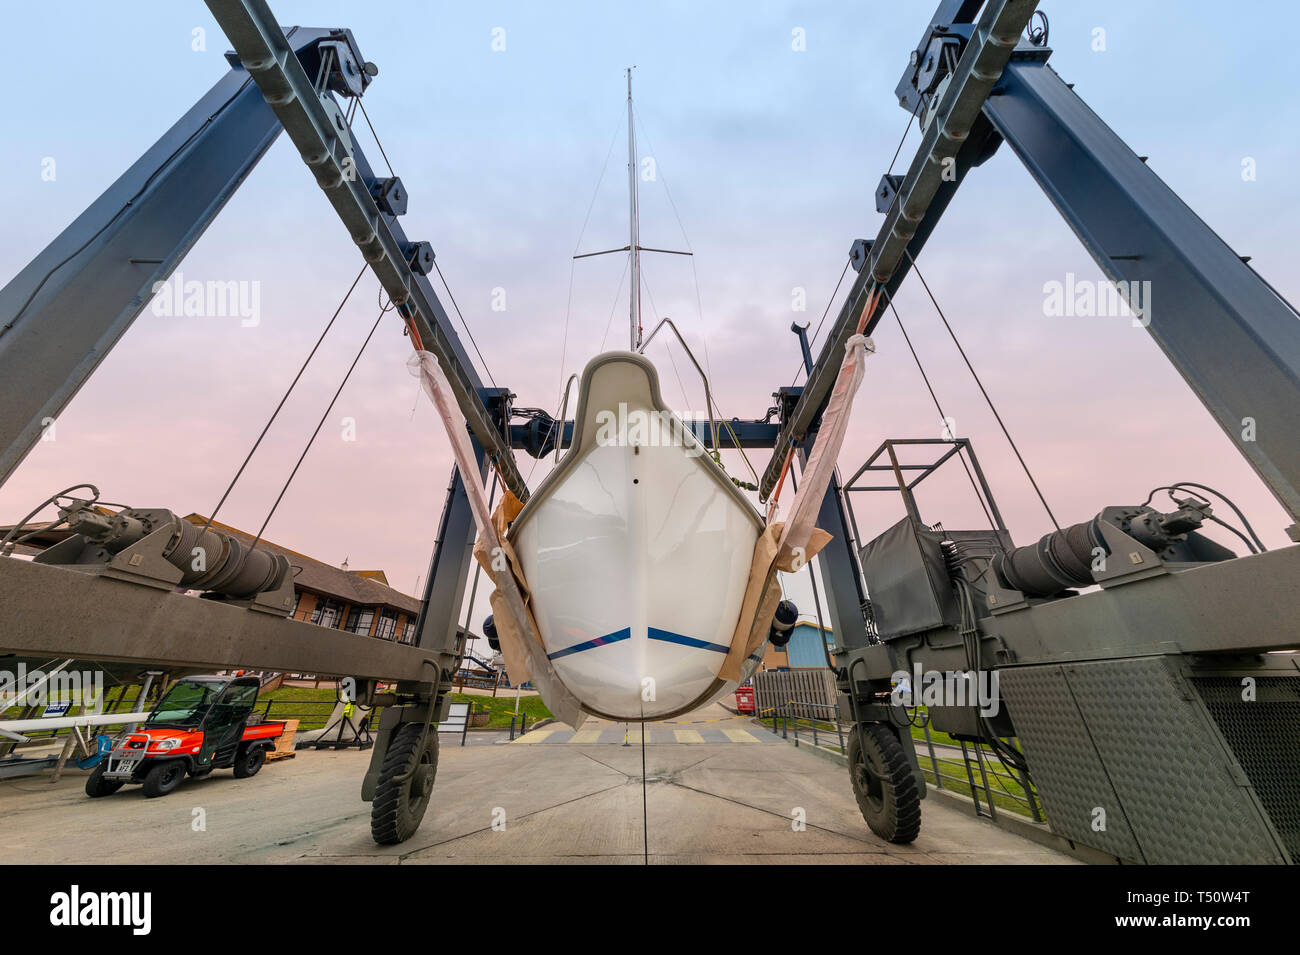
(370, 723, 439, 845)
(141, 760, 186, 798)
(84, 762, 124, 798)
(847, 722, 922, 844)
(233, 745, 266, 779)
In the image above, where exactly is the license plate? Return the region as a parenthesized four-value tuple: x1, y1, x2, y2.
(109, 755, 139, 775)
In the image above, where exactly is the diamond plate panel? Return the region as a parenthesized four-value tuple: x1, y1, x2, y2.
(999, 664, 1144, 861)
(1064, 657, 1283, 864)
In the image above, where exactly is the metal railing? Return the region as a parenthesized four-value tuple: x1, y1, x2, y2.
(507, 712, 531, 741)
(759, 700, 845, 754)
(758, 698, 1044, 823)
(916, 717, 1043, 823)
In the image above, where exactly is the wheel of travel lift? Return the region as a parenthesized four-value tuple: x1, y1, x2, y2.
(84, 762, 124, 798)
(142, 760, 186, 798)
(370, 722, 440, 845)
(847, 722, 921, 844)
(233, 744, 266, 779)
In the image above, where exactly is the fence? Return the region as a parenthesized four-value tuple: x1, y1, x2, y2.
(757, 691, 1045, 824)
(914, 718, 1044, 823)
(753, 668, 837, 721)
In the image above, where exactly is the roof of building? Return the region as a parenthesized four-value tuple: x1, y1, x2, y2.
(182, 514, 421, 615)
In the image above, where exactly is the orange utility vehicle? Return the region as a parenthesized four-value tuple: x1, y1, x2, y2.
(86, 674, 283, 798)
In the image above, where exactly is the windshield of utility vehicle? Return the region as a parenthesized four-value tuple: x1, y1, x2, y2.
(146, 679, 220, 727)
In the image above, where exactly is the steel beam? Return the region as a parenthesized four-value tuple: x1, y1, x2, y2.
(0, 557, 439, 683)
(760, 0, 1038, 500)
(412, 443, 487, 671)
(983, 59, 1300, 527)
(985, 544, 1300, 663)
(0, 29, 334, 487)
(203, 0, 528, 501)
(810, 469, 871, 651)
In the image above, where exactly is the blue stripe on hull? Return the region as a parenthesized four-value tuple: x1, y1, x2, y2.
(547, 627, 632, 660)
(648, 627, 729, 654)
(547, 626, 728, 660)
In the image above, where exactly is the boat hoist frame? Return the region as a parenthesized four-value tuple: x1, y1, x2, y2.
(1, 0, 1298, 857)
(781, 0, 1300, 862)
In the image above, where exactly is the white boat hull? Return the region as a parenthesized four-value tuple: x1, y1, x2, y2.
(510, 352, 763, 721)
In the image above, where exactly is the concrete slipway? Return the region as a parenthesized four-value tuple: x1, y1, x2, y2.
(0, 716, 1070, 865)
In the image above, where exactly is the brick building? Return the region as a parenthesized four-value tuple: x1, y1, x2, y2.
(182, 514, 432, 647)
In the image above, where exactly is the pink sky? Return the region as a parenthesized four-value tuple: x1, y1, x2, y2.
(3, 2, 1297, 641)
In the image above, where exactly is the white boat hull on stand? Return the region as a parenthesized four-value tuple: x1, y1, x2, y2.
(510, 352, 764, 721)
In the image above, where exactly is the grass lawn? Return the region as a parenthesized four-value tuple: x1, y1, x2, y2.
(921, 756, 1040, 818)
(451, 692, 552, 729)
(257, 686, 553, 731)
(4, 682, 554, 734)
(757, 708, 1042, 821)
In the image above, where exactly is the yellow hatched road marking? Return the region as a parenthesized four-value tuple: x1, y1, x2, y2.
(513, 729, 555, 744)
(673, 729, 705, 744)
(568, 729, 603, 744)
(722, 728, 760, 743)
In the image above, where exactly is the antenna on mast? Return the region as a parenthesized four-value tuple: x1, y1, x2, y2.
(571, 69, 693, 354)
(627, 66, 641, 351)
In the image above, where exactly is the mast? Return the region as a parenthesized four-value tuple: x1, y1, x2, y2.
(627, 67, 641, 351)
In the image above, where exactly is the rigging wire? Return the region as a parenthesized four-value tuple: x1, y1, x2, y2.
(597, 257, 631, 353)
(638, 266, 693, 410)
(356, 98, 396, 178)
(432, 258, 497, 388)
(782, 85, 915, 386)
(793, 258, 852, 385)
(198, 265, 368, 538)
(560, 113, 626, 409)
(904, 249, 1060, 530)
(639, 268, 761, 487)
(886, 291, 997, 530)
(527, 254, 627, 487)
(247, 302, 388, 553)
(632, 111, 715, 387)
(887, 97, 925, 178)
(350, 93, 498, 390)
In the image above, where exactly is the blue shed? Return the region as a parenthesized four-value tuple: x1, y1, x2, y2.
(784, 622, 833, 669)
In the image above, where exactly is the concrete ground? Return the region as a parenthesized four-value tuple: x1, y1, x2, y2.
(0, 713, 1072, 864)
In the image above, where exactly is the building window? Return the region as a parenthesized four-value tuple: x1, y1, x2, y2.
(346, 608, 375, 635)
(311, 597, 344, 629)
(292, 592, 311, 620)
(401, 620, 416, 645)
(374, 609, 398, 641)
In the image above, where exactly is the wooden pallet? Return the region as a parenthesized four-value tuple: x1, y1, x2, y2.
(267, 718, 299, 762)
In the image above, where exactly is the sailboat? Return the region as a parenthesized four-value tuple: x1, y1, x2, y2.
(505, 73, 770, 721)
(415, 72, 840, 726)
